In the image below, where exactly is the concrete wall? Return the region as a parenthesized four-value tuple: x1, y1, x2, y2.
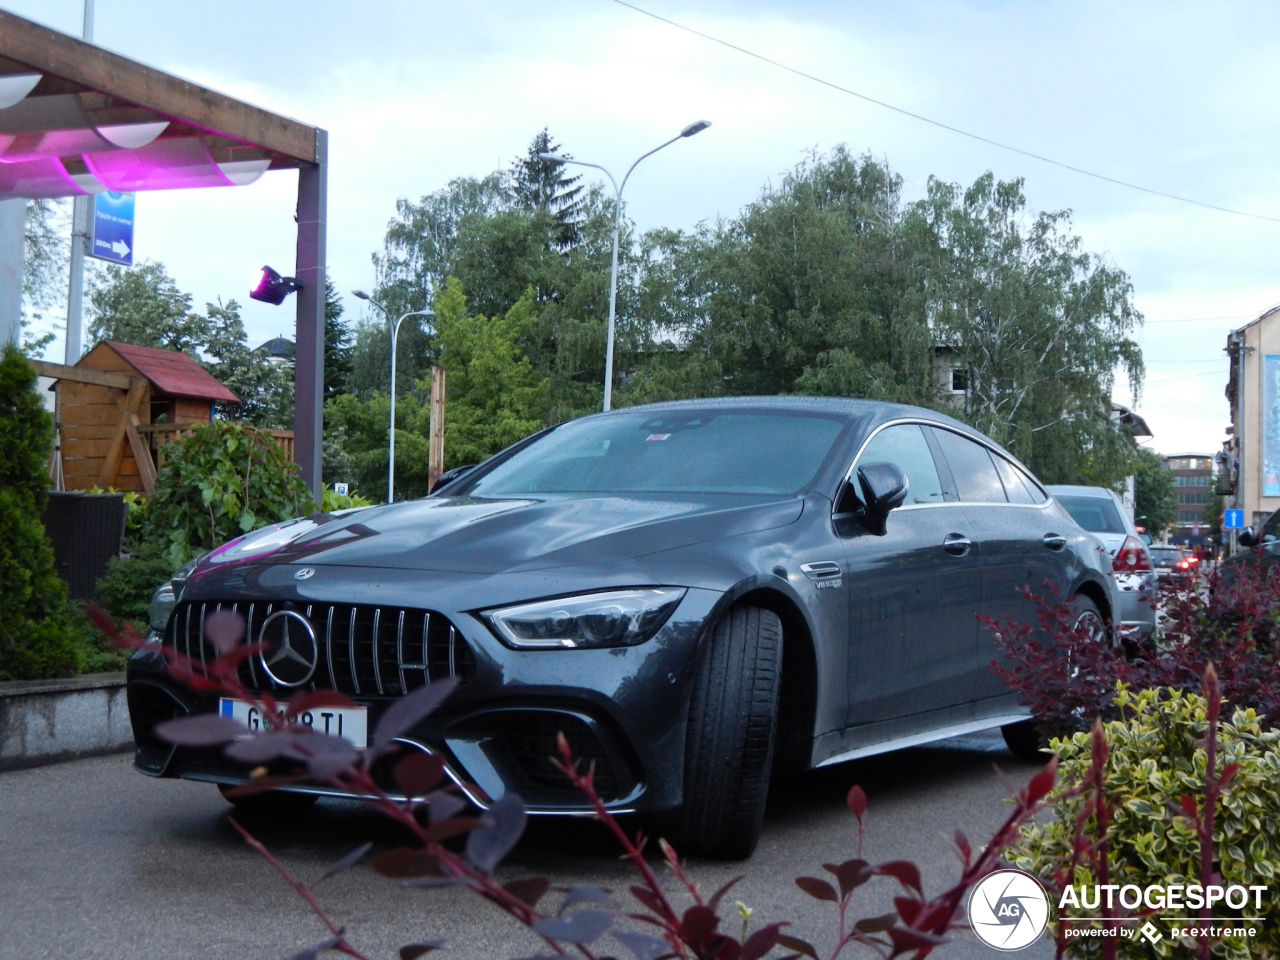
(0, 673, 131, 772)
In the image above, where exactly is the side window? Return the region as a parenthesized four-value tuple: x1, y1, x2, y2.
(855, 424, 945, 505)
(992, 454, 1037, 505)
(1014, 463, 1049, 504)
(932, 429, 1007, 503)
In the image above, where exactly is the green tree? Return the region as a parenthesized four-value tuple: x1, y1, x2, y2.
(0, 347, 80, 679)
(913, 172, 1144, 484)
(511, 128, 584, 249)
(1204, 488, 1224, 548)
(21, 199, 69, 356)
(1133, 448, 1177, 539)
(324, 277, 353, 399)
(422, 278, 547, 468)
(88, 260, 208, 355)
(202, 298, 294, 429)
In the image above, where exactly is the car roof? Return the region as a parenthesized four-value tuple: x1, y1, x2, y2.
(1045, 484, 1122, 500)
(590, 395, 991, 439)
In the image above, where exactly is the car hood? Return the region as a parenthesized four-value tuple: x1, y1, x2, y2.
(207, 494, 805, 575)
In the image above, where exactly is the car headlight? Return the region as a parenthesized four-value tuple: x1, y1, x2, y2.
(147, 552, 208, 636)
(482, 588, 686, 650)
(148, 582, 177, 634)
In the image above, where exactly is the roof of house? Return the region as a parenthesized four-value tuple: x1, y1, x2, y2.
(98, 341, 240, 403)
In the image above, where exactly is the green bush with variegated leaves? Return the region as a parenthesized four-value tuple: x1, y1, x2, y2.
(1012, 684, 1280, 959)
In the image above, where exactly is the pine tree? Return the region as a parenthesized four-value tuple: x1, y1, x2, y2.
(511, 128, 584, 249)
(324, 278, 353, 399)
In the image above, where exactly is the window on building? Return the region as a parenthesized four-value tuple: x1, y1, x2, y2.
(1177, 492, 1207, 505)
(950, 366, 968, 394)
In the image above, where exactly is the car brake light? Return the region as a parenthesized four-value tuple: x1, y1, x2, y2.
(1112, 536, 1152, 573)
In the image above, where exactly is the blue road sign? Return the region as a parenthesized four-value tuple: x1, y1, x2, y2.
(89, 191, 134, 265)
(1224, 508, 1244, 529)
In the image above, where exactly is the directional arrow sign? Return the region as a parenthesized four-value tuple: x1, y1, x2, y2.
(89, 191, 134, 265)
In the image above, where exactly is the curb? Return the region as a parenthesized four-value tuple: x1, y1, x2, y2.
(0, 672, 132, 772)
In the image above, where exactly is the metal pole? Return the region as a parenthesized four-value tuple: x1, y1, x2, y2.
(386, 307, 433, 503)
(603, 185, 622, 411)
(64, 0, 94, 364)
(0, 200, 23, 348)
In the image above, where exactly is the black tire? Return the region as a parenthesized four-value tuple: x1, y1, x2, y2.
(1002, 595, 1107, 763)
(218, 784, 318, 816)
(1001, 720, 1048, 763)
(677, 605, 782, 859)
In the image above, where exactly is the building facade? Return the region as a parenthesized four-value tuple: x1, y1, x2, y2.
(1225, 306, 1280, 529)
(1163, 453, 1214, 544)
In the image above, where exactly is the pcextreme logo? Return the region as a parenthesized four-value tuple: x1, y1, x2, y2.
(968, 870, 1050, 951)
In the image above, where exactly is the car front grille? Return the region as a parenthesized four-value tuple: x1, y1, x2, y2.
(165, 600, 476, 697)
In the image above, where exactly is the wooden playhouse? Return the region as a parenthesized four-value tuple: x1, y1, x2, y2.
(35, 341, 292, 493)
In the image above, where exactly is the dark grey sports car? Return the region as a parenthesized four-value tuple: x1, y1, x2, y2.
(127, 397, 1112, 857)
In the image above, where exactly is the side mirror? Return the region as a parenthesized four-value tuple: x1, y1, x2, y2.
(1238, 526, 1257, 548)
(853, 461, 908, 536)
(430, 463, 478, 495)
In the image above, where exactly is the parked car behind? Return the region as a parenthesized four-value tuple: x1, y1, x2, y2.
(129, 397, 1116, 858)
(1148, 544, 1195, 582)
(1045, 485, 1156, 640)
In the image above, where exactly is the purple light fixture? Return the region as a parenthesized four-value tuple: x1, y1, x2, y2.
(249, 265, 299, 305)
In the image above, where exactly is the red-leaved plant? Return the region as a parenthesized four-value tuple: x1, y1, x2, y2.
(983, 552, 1280, 737)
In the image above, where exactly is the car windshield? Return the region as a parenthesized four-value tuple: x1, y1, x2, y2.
(1056, 494, 1127, 534)
(458, 411, 846, 498)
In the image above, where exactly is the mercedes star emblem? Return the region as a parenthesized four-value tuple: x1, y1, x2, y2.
(294, 567, 316, 580)
(257, 609, 319, 687)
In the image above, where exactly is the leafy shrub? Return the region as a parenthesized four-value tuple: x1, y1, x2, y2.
(320, 484, 373, 512)
(1012, 683, 1280, 959)
(67, 603, 130, 673)
(95, 547, 175, 623)
(0, 346, 80, 680)
(143, 421, 314, 566)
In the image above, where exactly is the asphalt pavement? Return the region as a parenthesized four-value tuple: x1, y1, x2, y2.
(0, 733, 1054, 960)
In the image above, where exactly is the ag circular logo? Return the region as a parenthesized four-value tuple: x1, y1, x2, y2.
(257, 609, 318, 688)
(968, 869, 1050, 951)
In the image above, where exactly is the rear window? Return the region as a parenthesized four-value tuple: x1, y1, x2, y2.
(1056, 494, 1126, 534)
(1149, 547, 1183, 562)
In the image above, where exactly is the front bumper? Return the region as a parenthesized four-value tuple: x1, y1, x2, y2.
(126, 570, 723, 816)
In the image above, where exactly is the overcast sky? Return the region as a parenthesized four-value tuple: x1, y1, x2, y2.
(11, 0, 1280, 455)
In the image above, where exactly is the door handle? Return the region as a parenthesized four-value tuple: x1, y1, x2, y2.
(943, 533, 972, 556)
(1044, 533, 1067, 551)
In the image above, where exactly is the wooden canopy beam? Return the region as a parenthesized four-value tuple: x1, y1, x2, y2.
(0, 9, 319, 163)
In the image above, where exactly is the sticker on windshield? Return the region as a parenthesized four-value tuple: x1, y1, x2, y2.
(646, 433, 671, 441)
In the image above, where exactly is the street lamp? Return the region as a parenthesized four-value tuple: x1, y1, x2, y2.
(352, 290, 434, 503)
(541, 119, 711, 412)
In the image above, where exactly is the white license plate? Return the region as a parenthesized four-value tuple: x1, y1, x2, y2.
(218, 698, 368, 749)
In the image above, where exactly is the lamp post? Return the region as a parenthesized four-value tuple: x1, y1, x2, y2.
(541, 119, 710, 412)
(353, 290, 434, 503)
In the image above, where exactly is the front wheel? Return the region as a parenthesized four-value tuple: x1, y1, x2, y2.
(676, 605, 782, 860)
(1003, 594, 1108, 763)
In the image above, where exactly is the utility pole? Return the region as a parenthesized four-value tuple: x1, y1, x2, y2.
(63, 0, 94, 364)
